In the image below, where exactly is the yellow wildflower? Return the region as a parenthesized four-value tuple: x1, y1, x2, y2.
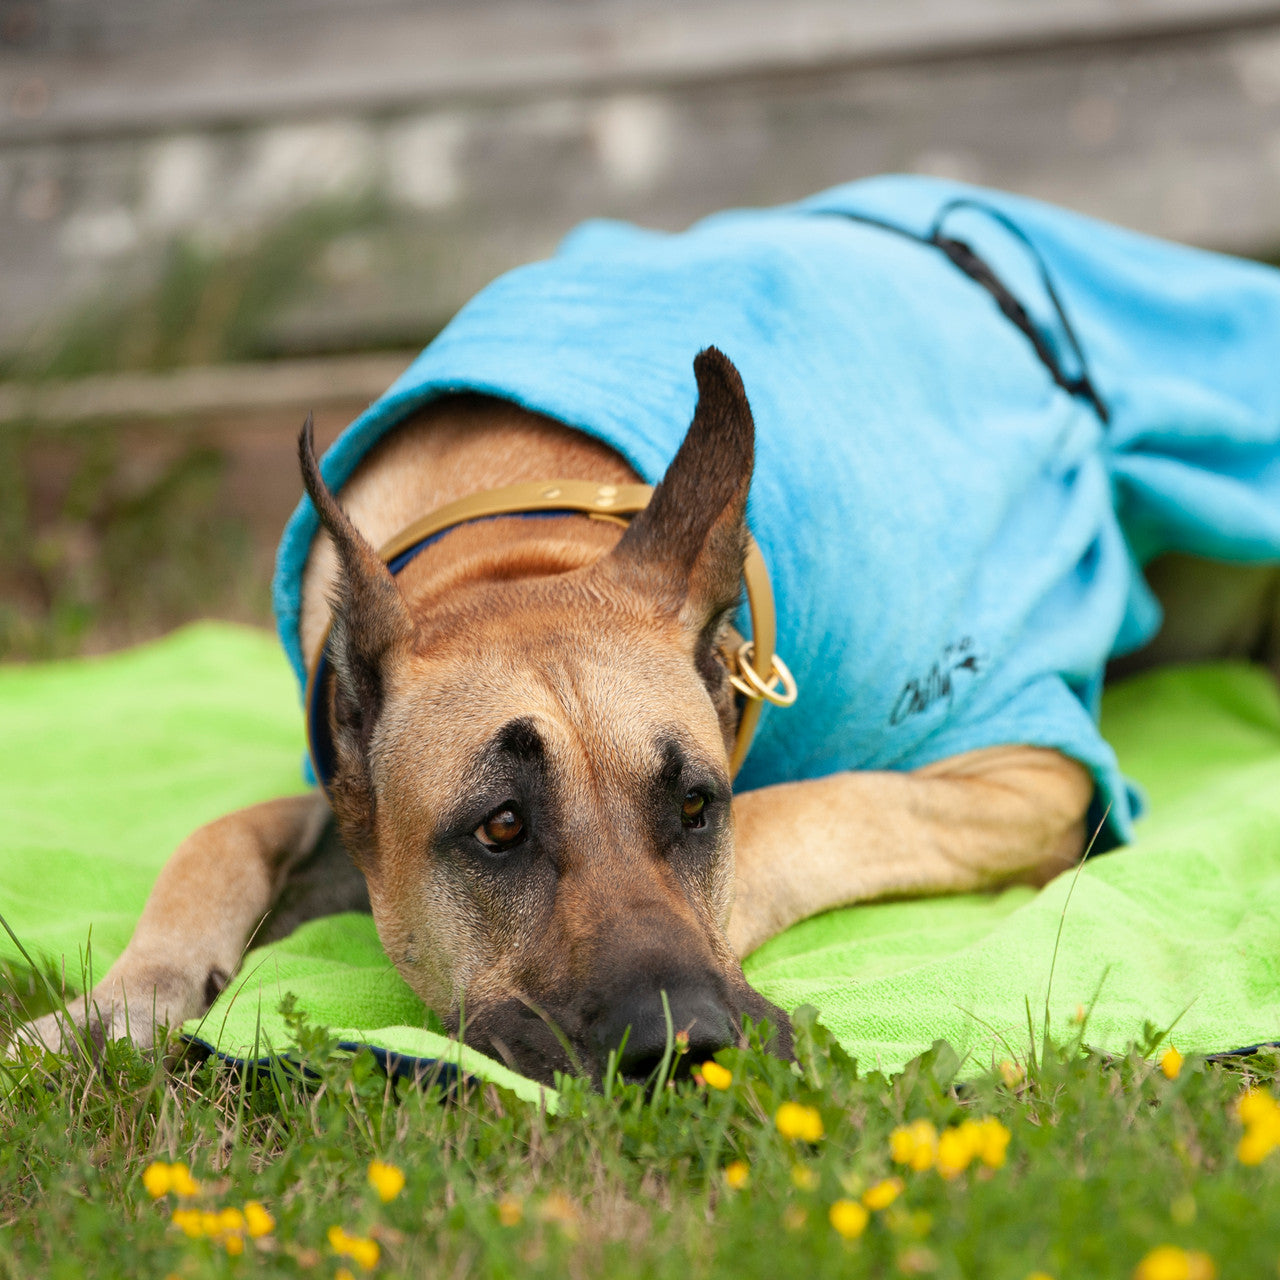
(336, 1271, 357, 1280)
(143, 1163, 173, 1198)
(223, 1234, 244, 1257)
(936, 1124, 978, 1180)
(862, 1177, 904, 1211)
(775, 1102, 824, 1143)
(790, 1165, 819, 1191)
(1160, 1048, 1183, 1080)
(497, 1196, 523, 1227)
(1235, 1087, 1280, 1164)
(724, 1160, 749, 1190)
(367, 1159, 406, 1203)
(243, 1201, 275, 1238)
(170, 1208, 204, 1239)
(328, 1225, 381, 1271)
(1237, 1128, 1275, 1166)
(216, 1207, 244, 1235)
(999, 1059, 1025, 1088)
(142, 1160, 199, 1199)
(1132, 1244, 1217, 1280)
(701, 1060, 733, 1090)
(890, 1119, 938, 1172)
(1237, 1088, 1279, 1126)
(828, 1199, 869, 1239)
(976, 1117, 1012, 1169)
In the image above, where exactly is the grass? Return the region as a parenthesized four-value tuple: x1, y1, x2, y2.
(0, 421, 264, 661)
(2, 970, 1279, 1280)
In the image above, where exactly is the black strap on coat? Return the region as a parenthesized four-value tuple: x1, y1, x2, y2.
(818, 197, 1111, 426)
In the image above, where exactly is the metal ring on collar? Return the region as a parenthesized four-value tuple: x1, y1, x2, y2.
(727, 641, 799, 707)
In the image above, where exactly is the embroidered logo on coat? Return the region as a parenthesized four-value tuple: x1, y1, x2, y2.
(889, 638, 982, 726)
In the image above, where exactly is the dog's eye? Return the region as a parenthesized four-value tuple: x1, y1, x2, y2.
(681, 790, 708, 829)
(475, 806, 525, 850)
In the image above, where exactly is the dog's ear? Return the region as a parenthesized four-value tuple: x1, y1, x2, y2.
(604, 348, 755, 745)
(609, 347, 754, 631)
(298, 415, 412, 850)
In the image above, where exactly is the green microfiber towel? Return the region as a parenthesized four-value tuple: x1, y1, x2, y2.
(3, 622, 1279, 1095)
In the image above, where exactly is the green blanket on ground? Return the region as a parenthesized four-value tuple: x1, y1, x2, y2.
(4, 623, 1280, 1099)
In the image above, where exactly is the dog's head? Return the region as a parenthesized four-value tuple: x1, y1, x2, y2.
(299, 348, 792, 1084)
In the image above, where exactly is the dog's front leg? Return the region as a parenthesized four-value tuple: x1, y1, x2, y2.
(727, 746, 1092, 956)
(12, 793, 331, 1054)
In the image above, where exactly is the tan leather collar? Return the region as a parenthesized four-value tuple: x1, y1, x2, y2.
(305, 478, 793, 788)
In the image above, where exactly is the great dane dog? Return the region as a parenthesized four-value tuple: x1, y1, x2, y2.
(15, 178, 1280, 1084)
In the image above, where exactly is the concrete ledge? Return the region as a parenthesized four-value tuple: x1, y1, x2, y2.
(0, 353, 416, 425)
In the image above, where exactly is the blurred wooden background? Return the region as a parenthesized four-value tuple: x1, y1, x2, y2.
(3, 0, 1280, 656)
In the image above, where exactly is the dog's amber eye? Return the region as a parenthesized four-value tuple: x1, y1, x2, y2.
(476, 807, 524, 849)
(681, 790, 707, 828)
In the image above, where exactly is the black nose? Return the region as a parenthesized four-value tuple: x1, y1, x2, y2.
(593, 978, 737, 1079)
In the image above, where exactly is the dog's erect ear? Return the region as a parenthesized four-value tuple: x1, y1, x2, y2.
(609, 347, 754, 631)
(299, 415, 412, 848)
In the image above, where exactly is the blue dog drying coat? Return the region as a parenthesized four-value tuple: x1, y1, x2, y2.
(275, 176, 1280, 841)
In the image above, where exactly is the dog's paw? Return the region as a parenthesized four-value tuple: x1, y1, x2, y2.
(5, 967, 207, 1059)
(6, 994, 160, 1058)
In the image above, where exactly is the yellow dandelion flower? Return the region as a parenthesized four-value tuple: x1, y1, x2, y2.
(775, 1102, 824, 1143)
(862, 1177, 904, 1211)
(701, 1060, 733, 1091)
(1237, 1128, 1276, 1166)
(168, 1163, 200, 1198)
(170, 1208, 204, 1239)
(1237, 1088, 1279, 1126)
(223, 1234, 244, 1257)
(497, 1196, 523, 1227)
(906, 1119, 938, 1171)
(976, 1117, 1012, 1169)
(829, 1199, 869, 1240)
(350, 1238, 380, 1271)
(936, 1126, 977, 1180)
(243, 1201, 275, 1238)
(1132, 1244, 1217, 1280)
(367, 1159, 406, 1203)
(724, 1160, 749, 1190)
(328, 1225, 380, 1271)
(889, 1126, 916, 1165)
(142, 1163, 172, 1198)
(200, 1211, 223, 1237)
(790, 1165, 819, 1192)
(1160, 1048, 1183, 1080)
(216, 1207, 245, 1235)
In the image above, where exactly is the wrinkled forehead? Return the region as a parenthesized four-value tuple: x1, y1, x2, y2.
(373, 625, 728, 804)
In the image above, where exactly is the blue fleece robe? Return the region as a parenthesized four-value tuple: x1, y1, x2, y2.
(274, 176, 1280, 840)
